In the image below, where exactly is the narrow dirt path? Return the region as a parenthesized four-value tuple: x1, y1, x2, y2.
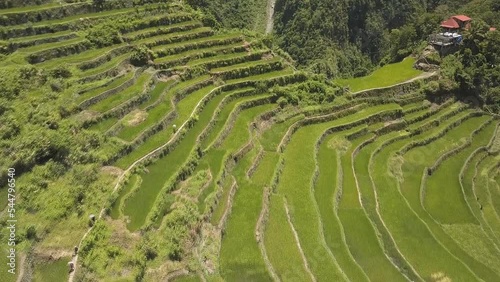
(255, 186, 280, 281)
(350, 71, 437, 96)
(15, 254, 25, 282)
(217, 177, 238, 230)
(68, 85, 224, 282)
(265, 0, 276, 34)
(283, 199, 316, 282)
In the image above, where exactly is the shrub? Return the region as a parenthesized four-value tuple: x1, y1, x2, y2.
(50, 80, 64, 93)
(86, 23, 122, 48)
(277, 96, 288, 108)
(25, 225, 37, 240)
(50, 66, 72, 79)
(19, 66, 38, 80)
(201, 12, 220, 28)
(0, 115, 20, 140)
(93, 0, 105, 10)
(0, 40, 8, 54)
(130, 45, 153, 66)
(183, 65, 207, 80)
(422, 80, 439, 95)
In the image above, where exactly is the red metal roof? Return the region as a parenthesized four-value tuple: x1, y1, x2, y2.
(452, 15, 471, 22)
(441, 18, 459, 29)
(490, 27, 497, 31)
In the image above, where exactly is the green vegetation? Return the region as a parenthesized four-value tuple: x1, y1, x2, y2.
(219, 150, 272, 281)
(264, 195, 312, 281)
(336, 58, 422, 92)
(1, 1, 499, 282)
(33, 258, 69, 282)
(316, 131, 370, 281)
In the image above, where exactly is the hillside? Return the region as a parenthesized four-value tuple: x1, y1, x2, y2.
(0, 1, 499, 282)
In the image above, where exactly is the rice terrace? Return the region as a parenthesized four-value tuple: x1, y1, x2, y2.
(0, 0, 499, 281)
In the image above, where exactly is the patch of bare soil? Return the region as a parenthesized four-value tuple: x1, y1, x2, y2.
(145, 263, 186, 282)
(158, 74, 180, 82)
(76, 110, 100, 123)
(197, 222, 220, 275)
(16, 254, 26, 282)
(126, 109, 148, 126)
(107, 218, 141, 250)
(258, 118, 273, 133)
(384, 119, 403, 127)
(262, 52, 274, 60)
(33, 249, 73, 261)
(101, 166, 124, 177)
(265, 0, 276, 34)
(430, 272, 451, 282)
(430, 103, 440, 111)
(243, 41, 251, 52)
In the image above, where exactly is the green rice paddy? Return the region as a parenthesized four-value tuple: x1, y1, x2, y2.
(5, 2, 499, 281)
(337, 58, 423, 92)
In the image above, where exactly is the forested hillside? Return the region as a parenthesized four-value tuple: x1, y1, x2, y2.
(189, 0, 500, 111)
(273, 0, 499, 76)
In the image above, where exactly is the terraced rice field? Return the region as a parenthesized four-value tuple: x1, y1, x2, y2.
(1, 1, 499, 281)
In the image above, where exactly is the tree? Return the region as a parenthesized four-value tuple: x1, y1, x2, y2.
(86, 23, 122, 48)
(93, 0, 105, 11)
(130, 45, 153, 66)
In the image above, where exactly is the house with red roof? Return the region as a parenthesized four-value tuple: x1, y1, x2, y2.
(440, 15, 472, 32)
(430, 14, 497, 56)
(428, 15, 472, 55)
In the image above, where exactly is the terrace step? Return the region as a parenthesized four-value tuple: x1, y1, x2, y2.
(78, 68, 140, 110)
(120, 98, 275, 231)
(219, 149, 277, 281)
(1, 4, 182, 40)
(122, 20, 203, 42)
(136, 27, 214, 49)
(472, 154, 500, 244)
(392, 114, 500, 281)
(315, 129, 372, 281)
(154, 42, 247, 68)
(154, 33, 244, 57)
(8, 31, 78, 51)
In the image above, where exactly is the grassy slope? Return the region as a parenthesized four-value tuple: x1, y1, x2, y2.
(336, 58, 422, 92)
(424, 118, 495, 224)
(121, 85, 225, 231)
(219, 151, 273, 281)
(276, 104, 402, 281)
(337, 132, 405, 281)
(316, 131, 370, 281)
(383, 115, 499, 280)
